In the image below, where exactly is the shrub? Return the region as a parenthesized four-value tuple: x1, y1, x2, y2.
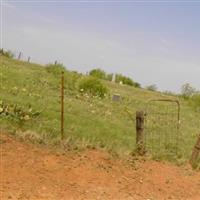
(163, 90, 176, 96)
(115, 74, 135, 86)
(65, 71, 82, 91)
(0, 100, 40, 125)
(89, 68, 106, 80)
(89, 69, 141, 88)
(106, 73, 113, 81)
(146, 84, 157, 91)
(0, 49, 14, 58)
(46, 63, 66, 75)
(78, 76, 108, 98)
(134, 82, 141, 88)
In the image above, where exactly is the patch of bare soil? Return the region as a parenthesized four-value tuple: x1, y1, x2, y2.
(0, 132, 200, 200)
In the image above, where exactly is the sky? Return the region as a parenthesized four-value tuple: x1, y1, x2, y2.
(1, 0, 200, 92)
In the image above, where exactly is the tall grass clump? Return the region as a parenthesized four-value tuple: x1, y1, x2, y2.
(189, 94, 200, 113)
(64, 71, 82, 91)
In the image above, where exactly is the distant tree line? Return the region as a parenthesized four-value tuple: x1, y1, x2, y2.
(89, 68, 141, 88)
(3, 48, 199, 104)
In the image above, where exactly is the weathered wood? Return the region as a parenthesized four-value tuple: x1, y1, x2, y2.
(18, 52, 22, 60)
(190, 134, 200, 166)
(136, 111, 145, 155)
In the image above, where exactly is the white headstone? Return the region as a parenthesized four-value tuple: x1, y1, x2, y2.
(112, 74, 116, 82)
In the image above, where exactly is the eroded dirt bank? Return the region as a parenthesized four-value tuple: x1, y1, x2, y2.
(0, 132, 200, 200)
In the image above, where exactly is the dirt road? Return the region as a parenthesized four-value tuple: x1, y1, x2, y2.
(0, 132, 200, 200)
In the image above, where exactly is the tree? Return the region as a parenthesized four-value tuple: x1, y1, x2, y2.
(89, 69, 106, 80)
(181, 83, 196, 98)
(115, 74, 135, 86)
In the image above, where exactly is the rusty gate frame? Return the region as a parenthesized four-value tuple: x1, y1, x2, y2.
(144, 98, 181, 154)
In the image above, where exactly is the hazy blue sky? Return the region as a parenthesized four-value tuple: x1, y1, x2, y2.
(1, 0, 200, 92)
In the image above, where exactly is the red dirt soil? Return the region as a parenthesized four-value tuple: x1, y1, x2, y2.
(0, 133, 200, 200)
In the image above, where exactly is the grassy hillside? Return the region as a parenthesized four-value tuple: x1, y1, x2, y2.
(1, 56, 200, 165)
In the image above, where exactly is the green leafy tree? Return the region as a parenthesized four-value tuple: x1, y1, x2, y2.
(181, 83, 196, 98)
(115, 74, 135, 86)
(89, 68, 106, 80)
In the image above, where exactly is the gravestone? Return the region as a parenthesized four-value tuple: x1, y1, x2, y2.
(112, 94, 121, 102)
(112, 74, 116, 82)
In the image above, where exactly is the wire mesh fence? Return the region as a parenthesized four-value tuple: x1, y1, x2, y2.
(144, 99, 181, 158)
(2, 52, 199, 165)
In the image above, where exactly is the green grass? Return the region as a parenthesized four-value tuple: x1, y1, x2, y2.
(0, 56, 200, 166)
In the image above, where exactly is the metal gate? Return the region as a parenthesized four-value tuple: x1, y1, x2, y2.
(144, 99, 180, 158)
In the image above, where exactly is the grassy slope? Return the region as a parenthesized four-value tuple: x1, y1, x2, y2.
(1, 56, 200, 164)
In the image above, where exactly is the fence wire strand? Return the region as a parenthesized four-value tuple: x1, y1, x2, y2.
(144, 99, 180, 157)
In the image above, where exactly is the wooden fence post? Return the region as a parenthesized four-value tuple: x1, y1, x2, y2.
(61, 71, 64, 140)
(190, 134, 200, 166)
(136, 111, 145, 155)
(18, 52, 22, 60)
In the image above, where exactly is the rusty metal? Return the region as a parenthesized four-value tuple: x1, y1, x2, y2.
(145, 99, 180, 127)
(144, 98, 181, 156)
